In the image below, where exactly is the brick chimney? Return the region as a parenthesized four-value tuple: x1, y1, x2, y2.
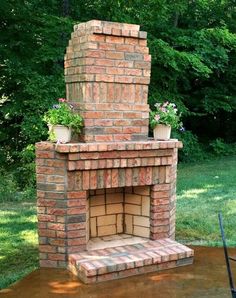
(64, 20, 151, 142)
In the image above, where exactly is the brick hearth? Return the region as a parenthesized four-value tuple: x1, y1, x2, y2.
(35, 20, 194, 283)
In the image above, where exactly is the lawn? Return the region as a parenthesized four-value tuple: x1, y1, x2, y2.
(0, 202, 38, 290)
(0, 155, 236, 289)
(176, 156, 236, 246)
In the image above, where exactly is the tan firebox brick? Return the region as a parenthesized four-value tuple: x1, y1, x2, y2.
(133, 186, 150, 196)
(90, 217, 97, 237)
(133, 226, 150, 238)
(141, 196, 150, 216)
(133, 216, 150, 227)
(90, 195, 105, 206)
(106, 193, 124, 204)
(86, 209, 90, 242)
(125, 204, 141, 215)
(97, 225, 116, 237)
(125, 214, 133, 234)
(125, 193, 142, 205)
(106, 203, 123, 214)
(97, 215, 116, 226)
(90, 205, 106, 217)
(117, 214, 123, 233)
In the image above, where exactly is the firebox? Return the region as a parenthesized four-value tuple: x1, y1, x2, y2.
(36, 20, 193, 284)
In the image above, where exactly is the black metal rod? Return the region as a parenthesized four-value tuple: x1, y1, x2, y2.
(218, 212, 235, 298)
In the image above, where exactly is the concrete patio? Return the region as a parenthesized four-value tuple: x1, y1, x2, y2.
(1, 246, 236, 298)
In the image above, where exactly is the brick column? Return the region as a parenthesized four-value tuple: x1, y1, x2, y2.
(36, 143, 68, 267)
(150, 149, 178, 240)
(64, 20, 151, 142)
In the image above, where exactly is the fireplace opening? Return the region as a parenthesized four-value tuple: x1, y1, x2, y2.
(87, 186, 151, 250)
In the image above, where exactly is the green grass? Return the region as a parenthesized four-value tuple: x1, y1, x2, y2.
(0, 202, 38, 289)
(0, 156, 236, 289)
(176, 155, 236, 246)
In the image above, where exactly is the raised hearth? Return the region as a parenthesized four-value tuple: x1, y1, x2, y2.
(69, 238, 193, 284)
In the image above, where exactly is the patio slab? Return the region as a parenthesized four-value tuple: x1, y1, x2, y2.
(1, 246, 236, 298)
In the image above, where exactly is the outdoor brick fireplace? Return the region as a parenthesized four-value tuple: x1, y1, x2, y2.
(36, 20, 193, 283)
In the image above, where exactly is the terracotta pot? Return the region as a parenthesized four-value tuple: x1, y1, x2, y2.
(48, 125, 72, 143)
(153, 124, 171, 140)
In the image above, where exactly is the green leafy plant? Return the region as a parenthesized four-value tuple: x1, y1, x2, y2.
(209, 138, 236, 156)
(43, 98, 83, 134)
(150, 102, 182, 129)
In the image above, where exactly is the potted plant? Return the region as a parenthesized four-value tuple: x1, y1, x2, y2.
(43, 98, 83, 143)
(150, 102, 181, 140)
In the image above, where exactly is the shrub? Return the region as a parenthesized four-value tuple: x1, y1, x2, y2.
(209, 138, 236, 156)
(172, 130, 206, 162)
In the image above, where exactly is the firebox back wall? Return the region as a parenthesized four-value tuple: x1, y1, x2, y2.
(88, 186, 150, 239)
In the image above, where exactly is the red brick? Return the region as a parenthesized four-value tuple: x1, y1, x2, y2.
(85, 66, 106, 74)
(133, 77, 150, 84)
(114, 134, 131, 141)
(38, 229, 56, 237)
(67, 191, 87, 199)
(136, 36, 147, 45)
(48, 253, 66, 261)
(88, 34, 105, 42)
(115, 76, 133, 83)
(95, 59, 114, 66)
(85, 50, 105, 58)
(89, 170, 97, 189)
(151, 191, 170, 199)
(106, 36, 124, 44)
(36, 142, 55, 151)
(67, 223, 86, 230)
(124, 68, 142, 76)
(38, 222, 47, 229)
(115, 60, 133, 68)
(38, 214, 56, 222)
(48, 223, 65, 231)
(67, 230, 86, 238)
(99, 43, 115, 50)
(116, 44, 134, 52)
(106, 51, 124, 60)
(95, 74, 114, 82)
(40, 260, 57, 268)
(44, 160, 65, 167)
(125, 37, 139, 45)
(47, 208, 66, 216)
(67, 207, 86, 215)
(106, 67, 124, 75)
(112, 28, 121, 36)
(39, 245, 56, 253)
(68, 238, 87, 246)
(144, 54, 151, 61)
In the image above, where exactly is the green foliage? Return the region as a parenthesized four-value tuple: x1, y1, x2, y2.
(43, 100, 83, 134)
(0, 168, 36, 203)
(172, 130, 205, 163)
(149, 102, 182, 129)
(209, 138, 236, 156)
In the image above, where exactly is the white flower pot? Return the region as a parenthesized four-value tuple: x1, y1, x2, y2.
(49, 125, 72, 143)
(153, 124, 171, 140)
